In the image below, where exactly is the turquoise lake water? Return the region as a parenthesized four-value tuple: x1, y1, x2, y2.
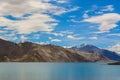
(0, 63, 120, 80)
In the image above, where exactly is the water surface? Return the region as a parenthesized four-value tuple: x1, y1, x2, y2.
(0, 63, 120, 80)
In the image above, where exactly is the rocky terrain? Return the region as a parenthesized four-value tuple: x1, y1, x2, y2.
(0, 39, 112, 62)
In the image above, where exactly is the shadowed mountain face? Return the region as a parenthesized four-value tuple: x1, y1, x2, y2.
(72, 44, 120, 61)
(0, 39, 111, 62)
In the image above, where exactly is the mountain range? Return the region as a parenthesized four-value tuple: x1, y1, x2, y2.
(72, 44, 120, 61)
(0, 39, 120, 62)
(0, 39, 118, 62)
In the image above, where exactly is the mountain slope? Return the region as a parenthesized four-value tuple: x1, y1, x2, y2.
(72, 44, 120, 61)
(72, 44, 102, 53)
(0, 39, 111, 62)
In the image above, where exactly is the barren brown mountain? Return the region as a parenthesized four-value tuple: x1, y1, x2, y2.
(0, 39, 111, 62)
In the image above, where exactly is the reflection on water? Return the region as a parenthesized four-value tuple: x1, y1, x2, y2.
(0, 63, 120, 80)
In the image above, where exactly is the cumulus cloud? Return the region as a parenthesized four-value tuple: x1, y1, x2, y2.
(0, 0, 56, 17)
(0, 14, 58, 34)
(108, 43, 120, 54)
(83, 13, 120, 32)
(0, 0, 74, 17)
(0, 0, 79, 35)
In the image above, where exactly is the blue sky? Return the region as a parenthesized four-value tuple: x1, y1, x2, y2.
(0, 0, 120, 48)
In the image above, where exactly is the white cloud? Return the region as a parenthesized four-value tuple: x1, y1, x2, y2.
(91, 31, 107, 34)
(51, 39, 61, 42)
(0, 0, 79, 35)
(55, 0, 68, 3)
(0, 0, 75, 17)
(89, 36, 98, 40)
(95, 5, 114, 14)
(108, 43, 120, 54)
(60, 30, 74, 34)
(20, 35, 27, 42)
(102, 5, 114, 12)
(69, 15, 76, 18)
(83, 5, 114, 17)
(47, 31, 75, 38)
(0, 0, 56, 17)
(49, 37, 61, 42)
(63, 46, 72, 48)
(89, 26, 95, 28)
(67, 35, 84, 40)
(107, 34, 120, 36)
(83, 13, 89, 18)
(68, 7, 80, 12)
(70, 19, 80, 23)
(0, 33, 18, 41)
(50, 6, 80, 15)
(95, 11, 104, 14)
(82, 5, 98, 19)
(83, 13, 120, 32)
(47, 32, 64, 37)
(53, 33, 64, 37)
(0, 14, 58, 34)
(36, 42, 49, 45)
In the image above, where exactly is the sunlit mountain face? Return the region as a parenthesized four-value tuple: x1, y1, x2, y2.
(0, 0, 119, 49)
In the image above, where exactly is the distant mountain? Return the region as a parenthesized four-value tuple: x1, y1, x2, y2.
(0, 39, 110, 62)
(72, 44, 120, 61)
(108, 44, 120, 54)
(101, 49, 120, 61)
(72, 44, 102, 53)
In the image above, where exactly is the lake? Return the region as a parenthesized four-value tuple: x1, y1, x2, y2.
(0, 63, 120, 80)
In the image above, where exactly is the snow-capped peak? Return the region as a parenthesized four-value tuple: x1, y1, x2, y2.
(72, 43, 91, 49)
(80, 43, 93, 47)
